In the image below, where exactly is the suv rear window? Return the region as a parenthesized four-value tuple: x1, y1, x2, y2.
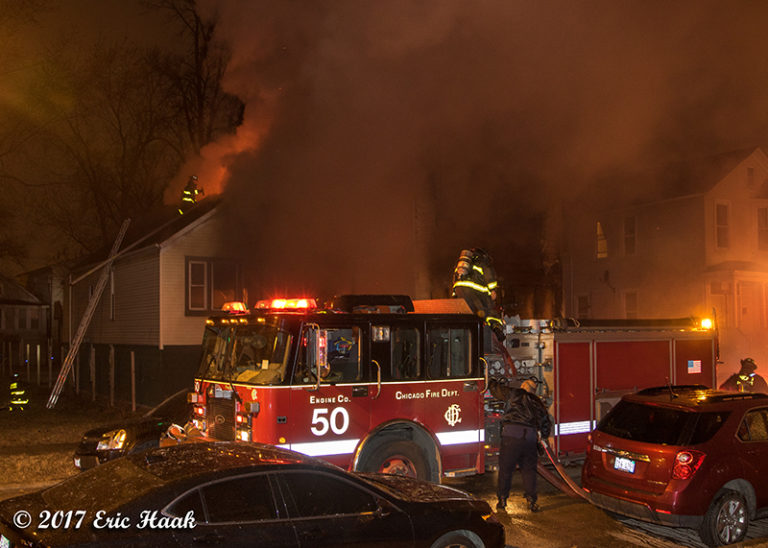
(597, 401, 694, 445)
(689, 411, 731, 444)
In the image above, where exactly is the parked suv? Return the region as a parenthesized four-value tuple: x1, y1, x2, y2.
(582, 385, 768, 546)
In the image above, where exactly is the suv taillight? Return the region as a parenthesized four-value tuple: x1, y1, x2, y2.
(672, 450, 706, 480)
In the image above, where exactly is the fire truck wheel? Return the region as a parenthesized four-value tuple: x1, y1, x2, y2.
(363, 440, 430, 480)
(429, 529, 483, 548)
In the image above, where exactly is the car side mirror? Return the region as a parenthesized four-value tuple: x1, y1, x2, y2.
(166, 423, 187, 443)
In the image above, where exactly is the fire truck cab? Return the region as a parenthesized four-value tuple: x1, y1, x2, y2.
(188, 295, 489, 483)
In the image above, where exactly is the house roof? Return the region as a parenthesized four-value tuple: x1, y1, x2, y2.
(0, 273, 42, 306)
(72, 196, 221, 273)
(589, 147, 766, 208)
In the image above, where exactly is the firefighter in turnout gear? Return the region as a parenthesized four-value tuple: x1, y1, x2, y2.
(720, 357, 768, 393)
(489, 377, 552, 513)
(451, 248, 505, 342)
(178, 175, 204, 215)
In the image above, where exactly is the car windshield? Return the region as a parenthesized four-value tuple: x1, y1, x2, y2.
(197, 322, 295, 385)
(597, 400, 694, 445)
(42, 458, 165, 514)
(143, 389, 190, 422)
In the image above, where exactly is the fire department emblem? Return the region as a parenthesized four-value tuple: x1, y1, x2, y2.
(444, 404, 462, 427)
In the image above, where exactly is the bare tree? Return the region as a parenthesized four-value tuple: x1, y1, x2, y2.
(146, 0, 243, 158)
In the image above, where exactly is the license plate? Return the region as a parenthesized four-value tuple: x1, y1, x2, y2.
(614, 456, 636, 473)
(1, 534, 11, 548)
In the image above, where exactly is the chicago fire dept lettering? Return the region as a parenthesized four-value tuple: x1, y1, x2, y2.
(395, 388, 460, 400)
(444, 404, 462, 427)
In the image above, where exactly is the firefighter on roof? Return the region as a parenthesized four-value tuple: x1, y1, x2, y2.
(720, 357, 768, 393)
(452, 248, 505, 342)
(178, 175, 204, 215)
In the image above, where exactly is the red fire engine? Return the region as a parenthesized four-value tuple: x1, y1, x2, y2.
(484, 316, 718, 463)
(188, 295, 489, 482)
(186, 294, 718, 482)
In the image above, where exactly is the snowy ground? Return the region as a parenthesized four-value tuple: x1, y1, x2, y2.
(0, 374, 144, 488)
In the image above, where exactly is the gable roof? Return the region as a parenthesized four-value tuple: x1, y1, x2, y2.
(71, 197, 221, 274)
(0, 273, 42, 306)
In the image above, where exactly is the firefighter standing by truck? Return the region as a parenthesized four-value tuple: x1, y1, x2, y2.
(489, 376, 552, 513)
(451, 248, 505, 343)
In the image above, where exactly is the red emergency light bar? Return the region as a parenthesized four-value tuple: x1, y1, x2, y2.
(255, 298, 317, 311)
(221, 301, 249, 314)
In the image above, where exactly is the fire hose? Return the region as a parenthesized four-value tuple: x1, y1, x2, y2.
(537, 438, 591, 502)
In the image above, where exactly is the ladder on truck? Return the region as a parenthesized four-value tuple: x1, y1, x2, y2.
(46, 219, 131, 409)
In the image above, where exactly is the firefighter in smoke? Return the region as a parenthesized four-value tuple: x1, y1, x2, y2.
(7, 372, 28, 411)
(451, 248, 505, 342)
(178, 175, 204, 215)
(489, 376, 552, 513)
(720, 357, 768, 393)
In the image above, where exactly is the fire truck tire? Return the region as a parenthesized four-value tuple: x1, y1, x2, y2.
(429, 529, 483, 548)
(362, 440, 432, 481)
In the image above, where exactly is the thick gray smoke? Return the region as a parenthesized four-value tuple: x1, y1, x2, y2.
(204, 0, 768, 300)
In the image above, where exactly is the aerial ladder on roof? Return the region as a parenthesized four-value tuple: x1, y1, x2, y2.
(46, 219, 131, 409)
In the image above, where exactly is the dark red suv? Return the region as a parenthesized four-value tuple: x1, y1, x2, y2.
(582, 385, 768, 546)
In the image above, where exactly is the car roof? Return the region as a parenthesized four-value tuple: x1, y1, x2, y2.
(127, 442, 339, 482)
(623, 385, 768, 410)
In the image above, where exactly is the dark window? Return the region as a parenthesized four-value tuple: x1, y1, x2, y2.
(577, 295, 591, 318)
(201, 474, 277, 523)
(212, 262, 237, 310)
(166, 490, 204, 521)
(186, 258, 241, 314)
(689, 411, 731, 444)
(391, 328, 420, 380)
(279, 472, 377, 517)
(597, 401, 693, 445)
(758, 208, 768, 251)
(716, 203, 729, 248)
(596, 221, 608, 258)
(427, 327, 471, 378)
(18, 308, 27, 330)
(624, 216, 636, 255)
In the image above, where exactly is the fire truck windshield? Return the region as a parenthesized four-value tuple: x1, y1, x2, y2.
(197, 323, 294, 385)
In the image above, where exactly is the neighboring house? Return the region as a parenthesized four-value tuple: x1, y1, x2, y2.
(562, 147, 768, 383)
(66, 198, 242, 405)
(0, 273, 49, 376)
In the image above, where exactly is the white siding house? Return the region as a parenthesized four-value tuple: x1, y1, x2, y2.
(67, 199, 241, 405)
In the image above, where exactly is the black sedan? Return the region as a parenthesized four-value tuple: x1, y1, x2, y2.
(2, 442, 504, 548)
(73, 389, 190, 470)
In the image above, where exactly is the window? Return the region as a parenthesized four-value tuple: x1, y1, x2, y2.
(623, 216, 636, 255)
(577, 295, 591, 318)
(200, 474, 277, 523)
(596, 221, 608, 258)
(738, 409, 768, 442)
(18, 308, 27, 330)
(758, 208, 768, 251)
(325, 327, 361, 382)
(185, 258, 241, 314)
(371, 326, 421, 381)
(30, 308, 39, 331)
(278, 471, 378, 517)
(188, 261, 207, 311)
(716, 203, 729, 249)
(166, 490, 205, 521)
(427, 327, 472, 378)
(624, 291, 638, 319)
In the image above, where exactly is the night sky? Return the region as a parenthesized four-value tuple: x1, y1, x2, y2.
(5, 1, 768, 300)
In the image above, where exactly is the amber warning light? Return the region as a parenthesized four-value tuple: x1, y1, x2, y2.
(255, 298, 317, 310)
(221, 301, 249, 314)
